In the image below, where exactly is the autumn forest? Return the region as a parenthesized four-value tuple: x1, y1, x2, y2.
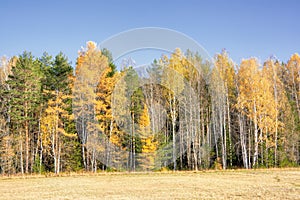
(0, 41, 299, 175)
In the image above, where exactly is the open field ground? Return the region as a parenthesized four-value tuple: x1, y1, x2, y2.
(0, 169, 299, 199)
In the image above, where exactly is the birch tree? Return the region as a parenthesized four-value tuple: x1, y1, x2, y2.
(161, 49, 185, 170)
(237, 58, 261, 167)
(73, 41, 108, 171)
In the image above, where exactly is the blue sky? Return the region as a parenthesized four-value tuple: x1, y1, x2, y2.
(0, 0, 299, 67)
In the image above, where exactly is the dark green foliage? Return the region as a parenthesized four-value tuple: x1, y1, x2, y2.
(7, 52, 43, 173)
(102, 48, 117, 77)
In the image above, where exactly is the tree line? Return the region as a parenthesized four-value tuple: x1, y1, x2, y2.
(0, 41, 299, 174)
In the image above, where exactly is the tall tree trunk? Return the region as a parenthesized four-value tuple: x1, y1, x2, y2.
(272, 63, 278, 167)
(253, 101, 259, 168)
(106, 120, 114, 169)
(185, 101, 191, 169)
(39, 130, 43, 174)
(172, 118, 176, 171)
(81, 117, 87, 170)
(226, 94, 233, 167)
(259, 126, 263, 166)
(82, 144, 86, 170)
(52, 129, 56, 174)
(25, 106, 29, 174)
(169, 95, 177, 171)
(238, 114, 248, 169)
(220, 108, 226, 169)
(19, 130, 24, 174)
(248, 121, 252, 168)
(212, 104, 219, 160)
(57, 137, 61, 174)
(132, 114, 136, 172)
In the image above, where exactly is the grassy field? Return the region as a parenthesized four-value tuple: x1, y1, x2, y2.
(0, 169, 299, 199)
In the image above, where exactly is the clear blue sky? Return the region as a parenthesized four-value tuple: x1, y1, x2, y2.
(1, 0, 299, 67)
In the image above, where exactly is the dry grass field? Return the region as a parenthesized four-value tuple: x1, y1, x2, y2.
(0, 168, 299, 199)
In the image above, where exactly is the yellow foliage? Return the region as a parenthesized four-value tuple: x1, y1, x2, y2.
(141, 135, 158, 153)
(139, 134, 158, 170)
(161, 48, 189, 97)
(86, 41, 97, 51)
(214, 50, 236, 99)
(138, 104, 157, 170)
(41, 90, 74, 155)
(139, 104, 150, 127)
